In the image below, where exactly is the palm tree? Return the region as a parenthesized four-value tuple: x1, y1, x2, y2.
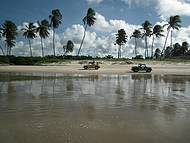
(77, 8, 96, 56)
(63, 40, 74, 55)
(0, 20, 17, 56)
(141, 20, 152, 58)
(130, 29, 141, 57)
(37, 19, 50, 57)
(22, 22, 36, 57)
(115, 29, 128, 59)
(162, 15, 181, 55)
(181, 41, 189, 55)
(0, 28, 5, 55)
(154, 48, 161, 59)
(151, 24, 164, 58)
(49, 9, 62, 56)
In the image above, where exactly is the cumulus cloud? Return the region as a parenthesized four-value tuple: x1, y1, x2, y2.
(94, 13, 141, 34)
(86, 0, 103, 4)
(121, 0, 190, 18)
(157, 0, 190, 18)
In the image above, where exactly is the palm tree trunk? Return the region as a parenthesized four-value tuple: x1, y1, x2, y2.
(145, 36, 149, 58)
(120, 45, 122, 58)
(0, 45, 5, 56)
(41, 37, 44, 57)
(161, 28, 170, 56)
(170, 30, 173, 47)
(77, 23, 88, 56)
(151, 36, 155, 58)
(135, 38, 137, 56)
(53, 28, 55, 56)
(9, 47, 11, 56)
(118, 45, 120, 59)
(144, 36, 147, 58)
(6, 44, 9, 56)
(28, 39, 32, 57)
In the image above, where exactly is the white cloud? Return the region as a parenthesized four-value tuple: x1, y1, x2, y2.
(121, 0, 190, 18)
(121, 0, 154, 7)
(94, 13, 141, 34)
(86, 0, 103, 4)
(157, 0, 190, 18)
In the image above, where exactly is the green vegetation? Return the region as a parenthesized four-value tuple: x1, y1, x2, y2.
(0, 7, 189, 65)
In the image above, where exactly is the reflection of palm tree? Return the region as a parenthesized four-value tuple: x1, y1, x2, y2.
(37, 19, 50, 57)
(151, 25, 164, 58)
(162, 15, 181, 55)
(130, 29, 142, 57)
(63, 40, 74, 55)
(115, 75, 125, 105)
(22, 23, 37, 57)
(115, 29, 128, 59)
(77, 8, 96, 56)
(49, 9, 62, 56)
(52, 78, 56, 96)
(1, 20, 17, 56)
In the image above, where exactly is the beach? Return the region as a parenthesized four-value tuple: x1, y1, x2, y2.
(0, 61, 190, 75)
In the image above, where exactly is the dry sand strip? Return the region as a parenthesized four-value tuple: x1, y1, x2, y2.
(0, 64, 190, 75)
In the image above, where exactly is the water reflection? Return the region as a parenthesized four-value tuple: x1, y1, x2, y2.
(0, 73, 190, 143)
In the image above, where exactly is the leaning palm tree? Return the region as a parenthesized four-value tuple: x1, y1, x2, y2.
(22, 22, 36, 57)
(1, 20, 17, 56)
(77, 8, 96, 56)
(141, 20, 152, 58)
(115, 29, 128, 59)
(37, 19, 50, 57)
(130, 29, 141, 57)
(151, 24, 164, 58)
(63, 40, 74, 55)
(49, 9, 62, 56)
(162, 15, 181, 55)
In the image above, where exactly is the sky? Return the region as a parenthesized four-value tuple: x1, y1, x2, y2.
(0, 0, 190, 57)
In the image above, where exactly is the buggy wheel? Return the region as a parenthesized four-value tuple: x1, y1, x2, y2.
(84, 66, 88, 70)
(146, 69, 151, 73)
(133, 69, 139, 72)
(95, 66, 99, 70)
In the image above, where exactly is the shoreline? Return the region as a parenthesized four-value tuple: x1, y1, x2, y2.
(0, 62, 190, 75)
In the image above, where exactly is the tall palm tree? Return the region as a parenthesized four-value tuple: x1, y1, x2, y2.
(49, 9, 62, 56)
(63, 40, 74, 55)
(22, 22, 36, 57)
(151, 24, 164, 58)
(0, 28, 5, 55)
(77, 8, 96, 56)
(141, 20, 152, 58)
(0, 20, 17, 56)
(162, 15, 181, 55)
(115, 29, 128, 59)
(37, 19, 50, 57)
(130, 29, 141, 57)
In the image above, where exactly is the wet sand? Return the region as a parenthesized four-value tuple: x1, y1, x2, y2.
(0, 61, 190, 75)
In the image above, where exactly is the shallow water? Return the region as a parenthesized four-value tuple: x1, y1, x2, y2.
(0, 73, 190, 143)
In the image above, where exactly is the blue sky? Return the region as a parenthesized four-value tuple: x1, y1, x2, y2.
(1, 0, 190, 57)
